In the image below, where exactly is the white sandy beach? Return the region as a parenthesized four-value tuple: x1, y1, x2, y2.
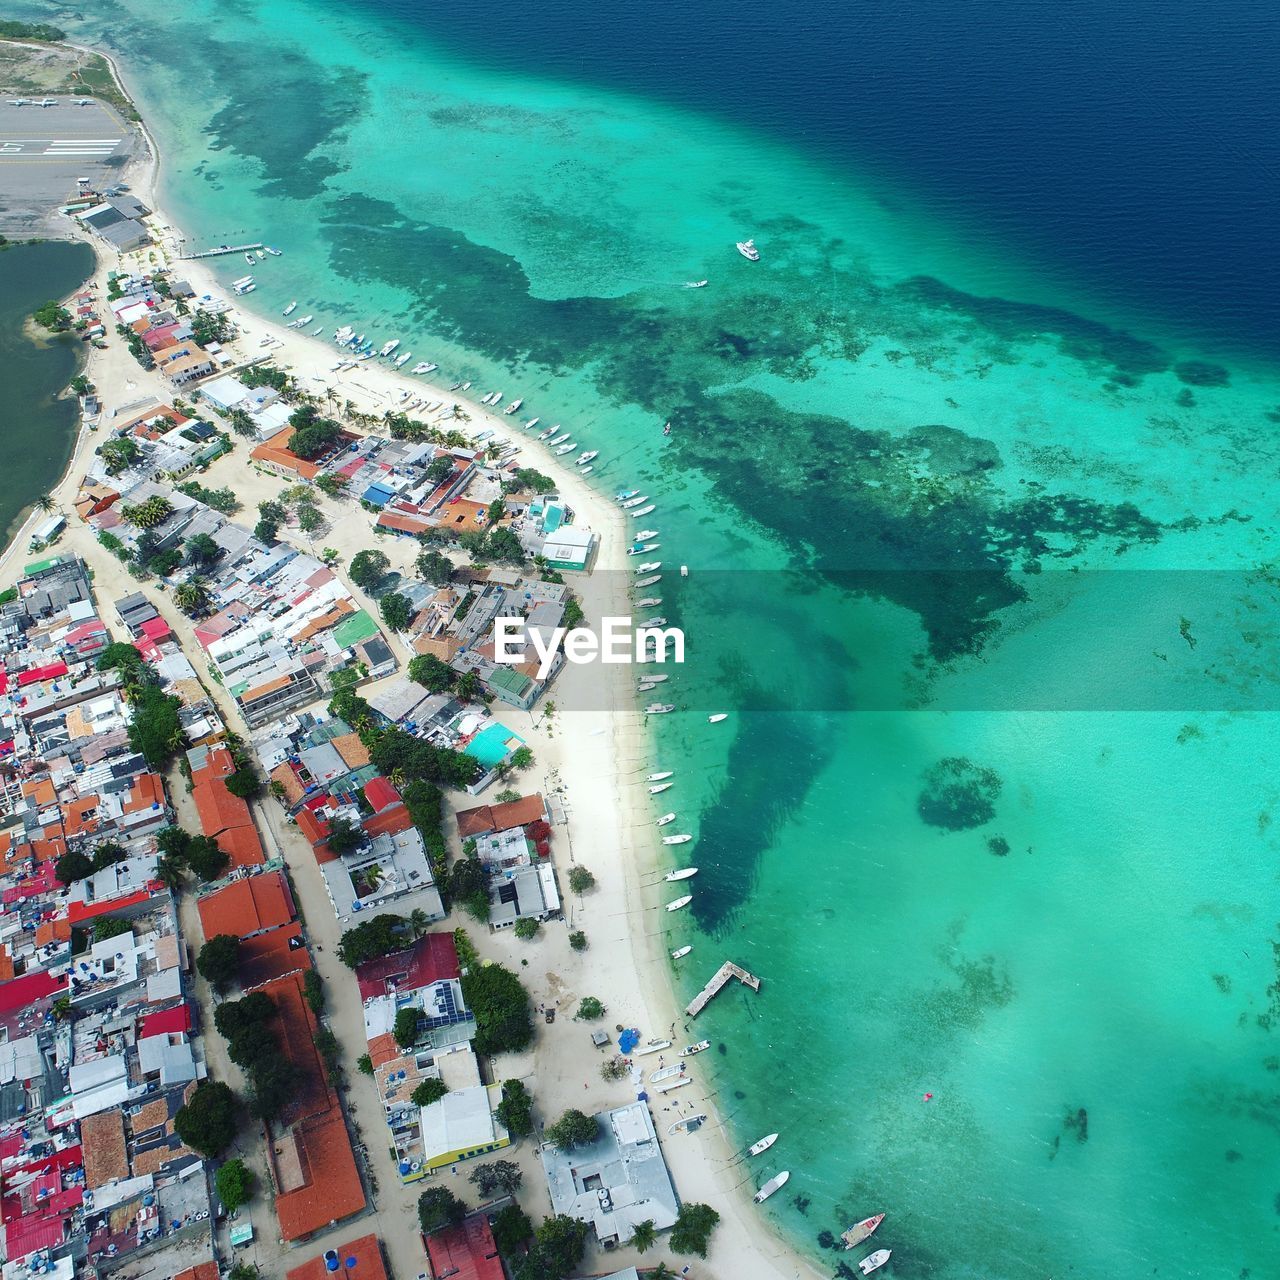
(0, 44, 825, 1280)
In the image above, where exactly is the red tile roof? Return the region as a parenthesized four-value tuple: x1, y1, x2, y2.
(139, 1002, 194, 1038)
(285, 1234, 388, 1280)
(173, 1264, 220, 1280)
(197, 872, 295, 942)
(272, 1108, 365, 1241)
(362, 776, 401, 814)
(425, 1216, 503, 1280)
(192, 776, 252, 837)
(238, 922, 311, 989)
(355, 933, 459, 1002)
(455, 794, 546, 838)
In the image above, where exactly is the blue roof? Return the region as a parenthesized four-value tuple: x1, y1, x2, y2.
(362, 483, 394, 506)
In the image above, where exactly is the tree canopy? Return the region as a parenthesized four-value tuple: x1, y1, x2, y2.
(196, 935, 240, 991)
(417, 1186, 466, 1233)
(379, 591, 414, 631)
(349, 548, 390, 590)
(214, 1158, 255, 1213)
(670, 1203, 721, 1257)
(393, 1006, 420, 1049)
(337, 913, 407, 968)
(461, 962, 533, 1056)
(174, 1081, 239, 1156)
(407, 653, 455, 692)
(495, 1078, 534, 1138)
(545, 1109, 599, 1151)
(415, 548, 454, 585)
(127, 686, 185, 768)
(411, 1078, 449, 1108)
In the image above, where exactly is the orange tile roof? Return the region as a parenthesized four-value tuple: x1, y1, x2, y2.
(292, 600, 354, 644)
(366, 1032, 399, 1070)
(455, 794, 546, 838)
(35, 919, 72, 947)
(216, 823, 266, 870)
(123, 773, 166, 814)
(81, 1111, 128, 1187)
(362, 807, 413, 840)
(192, 776, 252, 838)
(331, 734, 371, 769)
(61, 795, 102, 839)
(272, 1108, 365, 1241)
(242, 674, 293, 703)
(197, 871, 295, 942)
(250, 429, 322, 481)
(238, 923, 311, 990)
(0, 946, 14, 984)
(270, 763, 307, 806)
(191, 745, 236, 784)
(173, 1264, 219, 1280)
(22, 778, 57, 806)
(286, 1234, 387, 1280)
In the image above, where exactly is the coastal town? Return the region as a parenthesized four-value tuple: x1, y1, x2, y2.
(0, 29, 837, 1280)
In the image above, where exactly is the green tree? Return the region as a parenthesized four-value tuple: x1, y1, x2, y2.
(468, 1159, 522, 1197)
(380, 591, 414, 631)
(303, 969, 325, 1015)
(93, 917, 132, 944)
(224, 767, 260, 799)
(415, 548, 454, 585)
(533, 1215, 589, 1277)
(448, 856, 490, 923)
(196, 935, 240, 992)
(336, 913, 407, 968)
(407, 653, 455, 692)
(254, 517, 279, 544)
(393, 1006, 420, 1049)
(502, 467, 554, 495)
(574, 996, 605, 1021)
(214, 1158, 255, 1212)
(567, 866, 596, 894)
(184, 835, 230, 881)
(100, 436, 140, 474)
(411, 1078, 449, 1107)
(425, 454, 454, 486)
(513, 918, 540, 941)
(492, 1204, 533, 1257)
(174, 1081, 239, 1156)
(173, 576, 212, 618)
(349, 548, 390, 591)
(127, 686, 185, 767)
(545, 1109, 599, 1151)
(289, 417, 343, 461)
(508, 745, 534, 771)
(316, 472, 347, 498)
(227, 407, 256, 437)
(34, 300, 72, 331)
(356, 1053, 374, 1076)
(184, 533, 221, 569)
(297, 503, 324, 535)
(461, 962, 533, 1056)
(155, 853, 187, 890)
(670, 1203, 721, 1257)
(495, 1079, 534, 1138)
(417, 1186, 466, 1233)
(326, 815, 364, 855)
(54, 850, 94, 885)
(629, 1219, 657, 1253)
(456, 670, 482, 703)
(568, 931, 587, 952)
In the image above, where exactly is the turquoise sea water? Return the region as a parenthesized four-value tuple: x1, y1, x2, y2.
(21, 1, 1280, 1274)
(0, 241, 93, 544)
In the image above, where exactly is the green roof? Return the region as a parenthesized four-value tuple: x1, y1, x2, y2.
(488, 666, 532, 695)
(24, 556, 62, 577)
(332, 608, 379, 649)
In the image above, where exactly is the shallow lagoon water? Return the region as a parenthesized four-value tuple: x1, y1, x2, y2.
(20, 0, 1280, 1273)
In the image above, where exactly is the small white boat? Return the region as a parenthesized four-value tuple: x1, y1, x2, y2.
(748, 1133, 779, 1157)
(538, 425, 557, 440)
(662, 834, 692, 846)
(664, 867, 697, 881)
(637, 561, 662, 573)
(668, 1112, 706, 1135)
(576, 450, 598, 465)
(244, 252, 256, 264)
(678, 1040, 710, 1057)
(380, 339, 400, 357)
(666, 895, 692, 912)
(628, 543, 659, 556)
(648, 781, 673, 795)
(638, 668, 667, 679)
(684, 280, 709, 288)
(296, 315, 313, 326)
(737, 238, 761, 262)
(635, 1039, 671, 1056)
(642, 617, 667, 627)
(621, 494, 649, 509)
(282, 301, 297, 316)
(394, 352, 412, 367)
(266, 247, 282, 256)
(650, 1064, 686, 1083)
(524, 417, 540, 430)
(709, 713, 729, 724)
(461, 381, 472, 390)
(412, 362, 432, 374)
(549, 433, 570, 446)
(753, 1170, 789, 1204)
(635, 529, 659, 541)
(554, 442, 575, 455)
(635, 574, 662, 587)
(680, 565, 689, 577)
(646, 703, 675, 715)
(858, 1251, 891, 1276)
(671, 945, 692, 959)
(656, 812, 677, 826)
(421, 362, 438, 373)
(841, 1216, 885, 1250)
(656, 1076, 692, 1094)
(647, 771, 673, 782)
(631, 504, 657, 518)
(581, 466, 594, 474)
(504, 398, 523, 414)
(311, 325, 323, 334)
(638, 681, 660, 693)
(617, 489, 640, 502)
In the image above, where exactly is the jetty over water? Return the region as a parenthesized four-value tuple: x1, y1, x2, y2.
(180, 242, 264, 260)
(685, 961, 761, 1018)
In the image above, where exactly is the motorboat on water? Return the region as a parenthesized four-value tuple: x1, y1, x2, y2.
(666, 895, 692, 912)
(621, 494, 649, 509)
(394, 352, 412, 367)
(635, 1039, 671, 1056)
(662, 834, 692, 846)
(648, 781, 673, 794)
(637, 561, 662, 574)
(548, 433, 570, 446)
(581, 466, 594, 474)
(841, 1216, 885, 1250)
(656, 812, 677, 826)
(646, 704, 675, 717)
(631, 504, 657, 518)
(635, 529, 659, 541)
(641, 617, 667, 628)
(461, 381, 472, 390)
(538, 425, 558, 440)
(576, 450, 598, 465)
(265, 247, 282, 256)
(664, 867, 697, 881)
(628, 543, 659, 556)
(635, 574, 662, 587)
(524, 417, 540, 431)
(753, 1171, 789, 1203)
(244, 252, 255, 264)
(311, 325, 323, 335)
(748, 1133, 779, 1157)
(554, 442, 576, 455)
(617, 489, 640, 502)
(282, 301, 297, 316)
(671, 945, 693, 959)
(647, 771, 673, 782)
(737, 238, 761, 261)
(638, 681, 660, 693)
(858, 1251, 891, 1276)
(413, 362, 433, 374)
(709, 713, 729, 724)
(504, 398, 523, 414)
(379, 339, 400, 357)
(685, 279, 709, 288)
(680, 1040, 710, 1057)
(680, 565, 690, 577)
(669, 1112, 707, 1135)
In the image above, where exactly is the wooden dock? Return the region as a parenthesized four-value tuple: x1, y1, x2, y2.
(685, 961, 761, 1018)
(180, 242, 264, 261)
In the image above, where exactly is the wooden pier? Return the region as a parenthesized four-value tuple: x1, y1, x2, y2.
(685, 961, 761, 1018)
(180, 242, 264, 261)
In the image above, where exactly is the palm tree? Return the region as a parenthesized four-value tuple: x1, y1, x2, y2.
(409, 908, 429, 940)
(35, 494, 55, 513)
(173, 576, 212, 618)
(629, 1220, 657, 1254)
(155, 854, 186, 891)
(646, 1262, 673, 1279)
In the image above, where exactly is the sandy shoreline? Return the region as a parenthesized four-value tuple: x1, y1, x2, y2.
(1, 39, 824, 1280)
